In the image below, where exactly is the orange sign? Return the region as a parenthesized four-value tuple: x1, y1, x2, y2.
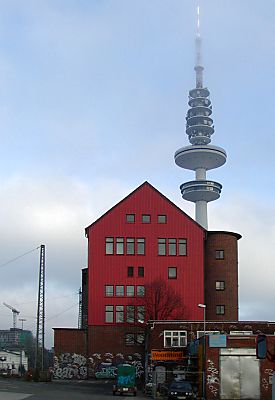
(151, 350, 184, 361)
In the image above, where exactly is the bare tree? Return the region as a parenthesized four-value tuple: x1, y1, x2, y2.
(143, 279, 185, 321)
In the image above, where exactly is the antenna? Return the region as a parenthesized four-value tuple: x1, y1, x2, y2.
(197, 1, 200, 36)
(195, 0, 203, 88)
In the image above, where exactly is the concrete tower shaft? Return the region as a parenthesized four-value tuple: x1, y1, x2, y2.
(174, 4, 226, 230)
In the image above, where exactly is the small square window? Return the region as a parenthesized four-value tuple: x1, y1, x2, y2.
(105, 237, 114, 255)
(116, 285, 124, 296)
(138, 266, 144, 277)
(216, 281, 225, 290)
(105, 305, 114, 323)
(158, 238, 166, 256)
(215, 250, 224, 259)
(126, 305, 135, 323)
(178, 239, 187, 256)
(105, 285, 114, 296)
(216, 305, 225, 315)
(125, 333, 135, 345)
(137, 238, 145, 255)
(168, 238, 177, 256)
(116, 305, 124, 323)
(126, 214, 135, 223)
(126, 285, 135, 297)
(137, 285, 145, 297)
(158, 215, 167, 224)
(136, 333, 145, 344)
(137, 306, 145, 323)
(128, 266, 134, 277)
(168, 267, 177, 279)
(116, 237, 124, 255)
(126, 238, 135, 255)
(142, 214, 151, 223)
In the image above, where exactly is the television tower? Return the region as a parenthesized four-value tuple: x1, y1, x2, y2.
(174, 3, 226, 230)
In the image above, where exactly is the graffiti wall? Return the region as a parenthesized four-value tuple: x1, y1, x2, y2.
(206, 359, 219, 397)
(54, 351, 144, 380)
(54, 353, 87, 380)
(89, 352, 144, 379)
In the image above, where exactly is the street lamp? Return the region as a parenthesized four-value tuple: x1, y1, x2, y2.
(198, 304, 206, 400)
(198, 304, 206, 336)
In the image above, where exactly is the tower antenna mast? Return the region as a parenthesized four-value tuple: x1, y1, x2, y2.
(174, 2, 227, 229)
(35, 244, 46, 372)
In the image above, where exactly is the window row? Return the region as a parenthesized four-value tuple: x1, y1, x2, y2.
(158, 238, 187, 256)
(164, 331, 187, 347)
(129, 266, 177, 279)
(105, 285, 145, 297)
(125, 332, 145, 346)
(105, 305, 145, 323)
(106, 237, 145, 255)
(128, 266, 144, 277)
(126, 214, 167, 224)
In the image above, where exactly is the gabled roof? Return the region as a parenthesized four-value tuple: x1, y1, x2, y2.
(85, 181, 205, 235)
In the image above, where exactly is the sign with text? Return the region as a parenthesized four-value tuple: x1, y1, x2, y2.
(151, 350, 184, 361)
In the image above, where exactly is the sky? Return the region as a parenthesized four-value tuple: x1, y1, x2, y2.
(0, 0, 274, 349)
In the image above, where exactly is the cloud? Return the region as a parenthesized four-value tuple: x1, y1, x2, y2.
(0, 174, 131, 347)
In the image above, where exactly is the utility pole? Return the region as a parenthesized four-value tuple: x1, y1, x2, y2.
(35, 244, 46, 373)
(78, 287, 82, 329)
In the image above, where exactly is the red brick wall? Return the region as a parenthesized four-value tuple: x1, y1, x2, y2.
(205, 231, 241, 321)
(88, 325, 145, 357)
(53, 328, 87, 356)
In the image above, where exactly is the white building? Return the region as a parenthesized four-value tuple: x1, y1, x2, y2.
(0, 349, 28, 375)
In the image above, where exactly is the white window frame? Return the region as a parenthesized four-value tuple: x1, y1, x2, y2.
(197, 331, 220, 339)
(164, 331, 187, 348)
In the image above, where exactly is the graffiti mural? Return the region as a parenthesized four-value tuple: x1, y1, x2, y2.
(54, 351, 144, 380)
(53, 353, 87, 380)
(206, 359, 219, 397)
(90, 352, 144, 379)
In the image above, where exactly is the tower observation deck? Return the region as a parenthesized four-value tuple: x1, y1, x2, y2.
(174, 4, 226, 230)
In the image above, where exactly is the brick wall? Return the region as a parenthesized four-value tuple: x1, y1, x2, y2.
(53, 328, 87, 356)
(205, 231, 241, 321)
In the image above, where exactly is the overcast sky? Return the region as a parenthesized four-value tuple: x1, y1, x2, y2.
(0, 0, 274, 349)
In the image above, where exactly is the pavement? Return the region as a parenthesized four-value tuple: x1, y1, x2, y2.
(0, 378, 149, 399)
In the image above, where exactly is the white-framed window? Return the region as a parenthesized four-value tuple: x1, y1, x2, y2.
(164, 331, 187, 348)
(230, 331, 253, 336)
(197, 331, 220, 339)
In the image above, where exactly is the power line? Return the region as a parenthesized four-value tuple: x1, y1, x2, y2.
(0, 246, 40, 269)
(47, 303, 78, 322)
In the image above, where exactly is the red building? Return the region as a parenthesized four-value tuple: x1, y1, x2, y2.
(53, 181, 241, 379)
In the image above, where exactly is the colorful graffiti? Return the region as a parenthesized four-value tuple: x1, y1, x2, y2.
(90, 352, 144, 379)
(54, 351, 144, 380)
(206, 359, 219, 397)
(54, 353, 87, 380)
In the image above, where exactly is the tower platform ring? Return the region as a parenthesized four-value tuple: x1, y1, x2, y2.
(175, 144, 227, 170)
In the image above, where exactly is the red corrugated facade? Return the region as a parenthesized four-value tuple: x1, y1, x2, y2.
(85, 182, 206, 325)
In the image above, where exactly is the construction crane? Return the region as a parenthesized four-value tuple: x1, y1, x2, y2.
(3, 303, 20, 329)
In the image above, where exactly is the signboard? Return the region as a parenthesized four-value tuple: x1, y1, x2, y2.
(209, 334, 227, 348)
(151, 350, 184, 361)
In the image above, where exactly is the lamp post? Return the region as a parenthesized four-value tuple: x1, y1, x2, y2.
(198, 304, 206, 400)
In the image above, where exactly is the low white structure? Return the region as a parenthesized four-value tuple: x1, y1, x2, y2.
(0, 349, 28, 374)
